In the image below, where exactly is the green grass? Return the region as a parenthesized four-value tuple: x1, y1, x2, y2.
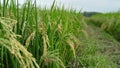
(0, 0, 119, 68)
(86, 12, 120, 68)
(87, 12, 120, 41)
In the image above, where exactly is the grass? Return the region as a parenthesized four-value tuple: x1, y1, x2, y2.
(87, 12, 120, 41)
(0, 0, 119, 68)
(86, 12, 120, 68)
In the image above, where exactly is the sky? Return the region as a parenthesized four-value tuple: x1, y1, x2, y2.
(18, 0, 120, 13)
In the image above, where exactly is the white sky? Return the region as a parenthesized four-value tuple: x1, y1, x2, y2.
(12, 0, 120, 12)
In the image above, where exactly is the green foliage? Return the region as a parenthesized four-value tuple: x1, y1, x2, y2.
(0, 0, 118, 68)
(0, 0, 82, 68)
(87, 12, 120, 41)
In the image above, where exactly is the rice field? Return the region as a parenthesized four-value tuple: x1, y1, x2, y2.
(0, 0, 119, 68)
(87, 12, 120, 41)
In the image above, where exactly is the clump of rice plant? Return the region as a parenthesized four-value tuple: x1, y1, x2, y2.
(0, 0, 82, 68)
(87, 12, 120, 41)
(0, 17, 39, 68)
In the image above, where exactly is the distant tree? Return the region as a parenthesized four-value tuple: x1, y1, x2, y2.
(83, 11, 102, 17)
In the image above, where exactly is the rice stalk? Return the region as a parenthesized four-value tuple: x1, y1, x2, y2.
(0, 17, 39, 68)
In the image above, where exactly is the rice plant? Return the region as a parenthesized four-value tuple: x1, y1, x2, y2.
(0, 0, 83, 68)
(0, 0, 118, 68)
(87, 12, 120, 41)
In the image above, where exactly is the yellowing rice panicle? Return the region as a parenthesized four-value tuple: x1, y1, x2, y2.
(0, 17, 39, 68)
